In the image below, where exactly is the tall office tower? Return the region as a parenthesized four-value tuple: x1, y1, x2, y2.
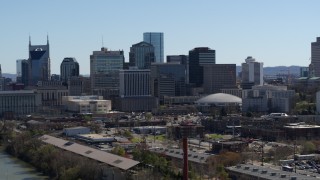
(167, 55, 189, 83)
(60, 57, 79, 84)
(119, 69, 151, 97)
(143, 32, 164, 63)
(151, 63, 187, 97)
(203, 64, 236, 94)
(68, 76, 91, 96)
(0, 65, 4, 91)
(129, 41, 155, 69)
(117, 69, 157, 112)
(167, 55, 188, 65)
(310, 37, 320, 77)
(28, 36, 51, 85)
(20, 60, 29, 85)
(189, 47, 215, 87)
(90, 47, 124, 98)
(241, 56, 263, 89)
(16, 59, 26, 78)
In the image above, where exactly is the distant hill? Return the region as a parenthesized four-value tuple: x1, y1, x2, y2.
(3, 73, 16, 80)
(236, 66, 303, 76)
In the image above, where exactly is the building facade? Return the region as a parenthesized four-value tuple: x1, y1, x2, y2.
(310, 37, 320, 77)
(203, 64, 236, 94)
(62, 96, 112, 114)
(242, 85, 295, 113)
(19, 59, 29, 85)
(129, 41, 155, 69)
(90, 47, 124, 98)
(60, 57, 79, 84)
(143, 32, 164, 63)
(189, 47, 215, 87)
(0, 65, 4, 91)
(241, 56, 263, 88)
(119, 69, 151, 97)
(0, 90, 41, 116)
(166, 55, 189, 84)
(28, 36, 51, 85)
(151, 62, 187, 98)
(68, 76, 91, 96)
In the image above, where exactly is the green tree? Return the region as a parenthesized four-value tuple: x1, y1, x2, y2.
(302, 141, 316, 154)
(111, 146, 125, 156)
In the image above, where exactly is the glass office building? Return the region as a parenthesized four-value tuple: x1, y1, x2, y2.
(143, 32, 164, 63)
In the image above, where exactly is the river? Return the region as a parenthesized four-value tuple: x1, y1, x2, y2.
(0, 148, 49, 180)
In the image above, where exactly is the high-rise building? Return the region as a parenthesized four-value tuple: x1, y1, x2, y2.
(189, 47, 216, 87)
(151, 62, 187, 97)
(28, 36, 51, 85)
(20, 60, 29, 85)
(143, 32, 164, 63)
(241, 56, 263, 88)
(167, 55, 189, 83)
(129, 41, 155, 69)
(90, 47, 124, 98)
(117, 69, 157, 112)
(203, 64, 236, 94)
(0, 65, 5, 91)
(310, 37, 320, 77)
(60, 57, 79, 84)
(119, 69, 151, 97)
(16, 59, 26, 78)
(167, 55, 188, 65)
(68, 76, 91, 96)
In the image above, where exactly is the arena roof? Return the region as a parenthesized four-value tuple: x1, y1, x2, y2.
(195, 93, 242, 106)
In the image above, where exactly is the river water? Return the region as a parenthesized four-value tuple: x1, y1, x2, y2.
(0, 149, 48, 180)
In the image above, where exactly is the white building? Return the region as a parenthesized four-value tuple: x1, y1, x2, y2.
(62, 96, 111, 114)
(242, 85, 295, 113)
(241, 56, 263, 86)
(63, 126, 91, 136)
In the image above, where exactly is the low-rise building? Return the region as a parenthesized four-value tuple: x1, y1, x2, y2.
(76, 134, 116, 143)
(63, 126, 91, 136)
(62, 96, 111, 114)
(0, 90, 41, 116)
(227, 164, 315, 180)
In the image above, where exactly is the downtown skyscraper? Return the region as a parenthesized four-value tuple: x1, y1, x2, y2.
(310, 37, 320, 77)
(143, 32, 164, 63)
(28, 36, 51, 85)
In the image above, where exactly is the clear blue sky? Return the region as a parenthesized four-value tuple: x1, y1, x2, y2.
(0, 0, 319, 74)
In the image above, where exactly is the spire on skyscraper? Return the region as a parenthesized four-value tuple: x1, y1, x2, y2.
(47, 33, 49, 45)
(0, 64, 2, 78)
(29, 35, 31, 46)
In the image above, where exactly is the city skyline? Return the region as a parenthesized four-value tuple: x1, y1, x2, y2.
(1, 0, 320, 74)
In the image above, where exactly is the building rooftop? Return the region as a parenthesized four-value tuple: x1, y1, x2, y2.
(226, 164, 317, 180)
(40, 135, 139, 170)
(64, 126, 89, 130)
(149, 147, 212, 164)
(0, 90, 36, 94)
(195, 93, 242, 105)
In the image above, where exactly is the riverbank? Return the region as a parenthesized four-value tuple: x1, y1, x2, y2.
(0, 147, 49, 180)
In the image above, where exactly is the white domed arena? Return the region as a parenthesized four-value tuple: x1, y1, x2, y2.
(195, 93, 242, 113)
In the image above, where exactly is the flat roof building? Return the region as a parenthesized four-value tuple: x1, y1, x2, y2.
(62, 96, 111, 114)
(40, 135, 139, 170)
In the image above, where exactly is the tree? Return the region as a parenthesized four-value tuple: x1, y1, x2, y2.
(111, 146, 125, 156)
(302, 141, 316, 154)
(145, 112, 153, 121)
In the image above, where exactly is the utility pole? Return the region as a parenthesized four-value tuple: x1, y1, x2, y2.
(261, 143, 264, 166)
